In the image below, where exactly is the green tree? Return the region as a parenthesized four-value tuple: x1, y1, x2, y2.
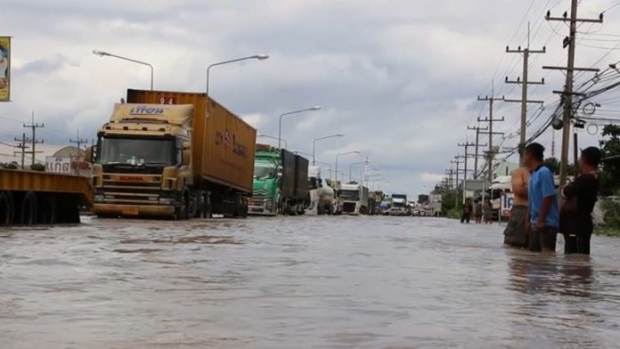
(543, 157, 576, 176)
(544, 157, 560, 174)
(0, 161, 19, 169)
(30, 163, 46, 171)
(599, 124, 620, 196)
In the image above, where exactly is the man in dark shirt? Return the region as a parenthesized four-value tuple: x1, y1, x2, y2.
(560, 146, 601, 255)
(524, 142, 560, 253)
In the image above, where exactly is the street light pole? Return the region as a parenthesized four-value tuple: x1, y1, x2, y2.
(312, 133, 345, 166)
(93, 50, 154, 90)
(205, 54, 269, 117)
(314, 160, 333, 180)
(349, 161, 369, 182)
(258, 134, 287, 149)
(335, 151, 361, 183)
(278, 106, 321, 149)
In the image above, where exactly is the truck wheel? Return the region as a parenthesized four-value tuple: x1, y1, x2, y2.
(21, 191, 38, 225)
(240, 197, 248, 218)
(275, 192, 283, 215)
(203, 193, 212, 219)
(39, 194, 57, 224)
(175, 189, 190, 220)
(0, 191, 14, 225)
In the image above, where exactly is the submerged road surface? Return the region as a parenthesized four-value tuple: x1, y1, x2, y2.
(1, 216, 620, 348)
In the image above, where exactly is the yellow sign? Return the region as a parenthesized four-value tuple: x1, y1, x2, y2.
(0, 37, 10, 102)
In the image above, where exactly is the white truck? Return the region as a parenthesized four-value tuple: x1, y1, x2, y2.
(338, 183, 369, 215)
(305, 166, 335, 215)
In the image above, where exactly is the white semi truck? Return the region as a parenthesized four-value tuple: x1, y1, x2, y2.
(338, 183, 369, 215)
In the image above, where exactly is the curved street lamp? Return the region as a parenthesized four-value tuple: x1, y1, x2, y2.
(278, 106, 321, 149)
(258, 133, 287, 149)
(312, 133, 344, 166)
(93, 49, 154, 90)
(206, 54, 269, 116)
(334, 151, 361, 183)
(349, 160, 369, 182)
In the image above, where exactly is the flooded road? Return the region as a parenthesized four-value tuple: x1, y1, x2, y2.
(1, 216, 620, 349)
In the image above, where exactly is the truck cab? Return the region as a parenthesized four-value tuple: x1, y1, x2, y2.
(89, 103, 196, 219)
(338, 183, 369, 215)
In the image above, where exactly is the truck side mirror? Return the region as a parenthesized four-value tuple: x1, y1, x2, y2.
(181, 141, 191, 166)
(84, 146, 93, 163)
(181, 149, 191, 166)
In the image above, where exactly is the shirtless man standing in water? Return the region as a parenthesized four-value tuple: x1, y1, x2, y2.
(503, 148, 530, 248)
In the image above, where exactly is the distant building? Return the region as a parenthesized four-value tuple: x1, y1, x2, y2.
(493, 161, 519, 180)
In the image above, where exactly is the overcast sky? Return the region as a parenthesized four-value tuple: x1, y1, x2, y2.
(2, 0, 620, 197)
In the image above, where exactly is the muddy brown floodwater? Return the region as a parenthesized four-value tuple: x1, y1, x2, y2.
(1, 216, 620, 349)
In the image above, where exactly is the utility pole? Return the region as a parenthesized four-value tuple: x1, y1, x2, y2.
(543, 2, 603, 203)
(505, 22, 546, 166)
(13, 133, 29, 169)
(467, 126, 488, 179)
(456, 150, 475, 203)
(23, 111, 44, 166)
(477, 86, 505, 183)
(70, 129, 89, 175)
(478, 129, 504, 180)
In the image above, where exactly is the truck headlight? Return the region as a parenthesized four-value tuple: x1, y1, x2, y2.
(159, 198, 172, 205)
(265, 200, 273, 209)
(95, 195, 104, 202)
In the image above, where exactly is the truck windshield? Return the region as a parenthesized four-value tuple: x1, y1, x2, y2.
(340, 189, 359, 201)
(98, 137, 176, 166)
(254, 164, 275, 179)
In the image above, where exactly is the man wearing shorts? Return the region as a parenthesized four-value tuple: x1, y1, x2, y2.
(503, 153, 530, 248)
(524, 142, 560, 253)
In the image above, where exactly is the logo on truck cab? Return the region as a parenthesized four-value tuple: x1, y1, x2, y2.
(129, 106, 164, 115)
(119, 176, 145, 182)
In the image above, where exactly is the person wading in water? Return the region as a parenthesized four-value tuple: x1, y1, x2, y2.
(524, 142, 560, 253)
(503, 147, 530, 248)
(560, 146, 601, 255)
(461, 198, 473, 224)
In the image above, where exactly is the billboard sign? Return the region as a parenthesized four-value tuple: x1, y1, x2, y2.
(46, 156, 72, 173)
(500, 192, 514, 218)
(0, 36, 10, 102)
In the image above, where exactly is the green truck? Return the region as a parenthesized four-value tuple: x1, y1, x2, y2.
(248, 144, 309, 216)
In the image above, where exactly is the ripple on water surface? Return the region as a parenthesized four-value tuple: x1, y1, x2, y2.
(0, 216, 620, 348)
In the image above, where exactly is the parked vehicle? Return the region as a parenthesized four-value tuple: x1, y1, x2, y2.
(338, 183, 369, 215)
(391, 194, 410, 216)
(305, 166, 335, 215)
(87, 89, 256, 219)
(248, 144, 309, 215)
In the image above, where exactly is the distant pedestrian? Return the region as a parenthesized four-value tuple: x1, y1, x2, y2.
(483, 198, 493, 224)
(560, 146, 601, 255)
(524, 142, 560, 253)
(474, 199, 483, 224)
(461, 198, 473, 223)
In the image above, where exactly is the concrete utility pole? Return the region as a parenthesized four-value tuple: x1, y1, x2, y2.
(505, 23, 546, 166)
(455, 151, 471, 204)
(478, 129, 504, 180)
(13, 133, 29, 169)
(543, 2, 603, 203)
(467, 126, 488, 179)
(23, 111, 44, 166)
(70, 129, 89, 175)
(477, 87, 505, 183)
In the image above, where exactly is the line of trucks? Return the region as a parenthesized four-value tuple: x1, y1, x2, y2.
(0, 87, 399, 225)
(78, 88, 383, 220)
(0, 87, 418, 225)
